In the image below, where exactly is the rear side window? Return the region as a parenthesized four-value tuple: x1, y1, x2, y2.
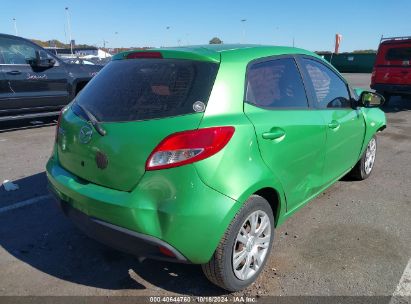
(245, 58, 308, 109)
(74, 59, 218, 122)
(301, 59, 351, 109)
(385, 47, 411, 61)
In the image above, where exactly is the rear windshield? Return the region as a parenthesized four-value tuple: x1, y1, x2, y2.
(73, 59, 219, 122)
(385, 47, 411, 61)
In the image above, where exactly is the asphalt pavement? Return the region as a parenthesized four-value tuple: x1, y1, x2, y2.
(0, 74, 410, 301)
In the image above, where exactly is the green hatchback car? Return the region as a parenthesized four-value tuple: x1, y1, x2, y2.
(47, 45, 386, 291)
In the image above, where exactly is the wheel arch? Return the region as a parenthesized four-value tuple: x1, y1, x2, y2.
(253, 187, 283, 227)
(235, 181, 287, 228)
(359, 108, 387, 156)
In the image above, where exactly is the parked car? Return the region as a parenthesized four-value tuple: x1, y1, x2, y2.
(0, 34, 103, 121)
(62, 58, 96, 65)
(371, 36, 411, 103)
(47, 45, 386, 291)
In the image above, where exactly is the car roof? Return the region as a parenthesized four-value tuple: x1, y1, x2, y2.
(114, 44, 321, 63)
(0, 33, 29, 41)
(380, 39, 411, 46)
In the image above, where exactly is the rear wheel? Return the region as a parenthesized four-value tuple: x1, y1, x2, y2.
(348, 136, 377, 180)
(202, 195, 274, 291)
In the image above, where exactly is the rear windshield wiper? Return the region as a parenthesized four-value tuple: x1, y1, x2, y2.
(77, 104, 107, 136)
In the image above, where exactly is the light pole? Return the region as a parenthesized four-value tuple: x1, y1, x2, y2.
(114, 32, 118, 53)
(241, 19, 247, 43)
(166, 26, 171, 47)
(102, 39, 109, 58)
(12, 18, 18, 36)
(65, 7, 73, 55)
(185, 33, 190, 46)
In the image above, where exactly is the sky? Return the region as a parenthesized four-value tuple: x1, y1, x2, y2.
(1, 0, 410, 52)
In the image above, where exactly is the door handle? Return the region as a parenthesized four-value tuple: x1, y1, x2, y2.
(328, 120, 340, 130)
(262, 128, 286, 140)
(7, 70, 21, 75)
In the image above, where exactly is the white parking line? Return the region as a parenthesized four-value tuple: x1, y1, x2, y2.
(391, 258, 411, 303)
(0, 194, 51, 214)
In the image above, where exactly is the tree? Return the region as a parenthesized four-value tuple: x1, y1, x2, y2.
(209, 37, 223, 44)
(352, 49, 377, 54)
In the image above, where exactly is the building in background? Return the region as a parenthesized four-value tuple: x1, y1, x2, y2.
(45, 46, 112, 59)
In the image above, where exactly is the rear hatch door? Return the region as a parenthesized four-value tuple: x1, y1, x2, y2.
(57, 56, 219, 191)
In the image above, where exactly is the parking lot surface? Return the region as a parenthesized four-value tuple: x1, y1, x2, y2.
(0, 74, 410, 299)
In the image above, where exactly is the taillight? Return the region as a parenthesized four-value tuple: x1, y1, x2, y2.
(126, 51, 163, 59)
(55, 111, 63, 143)
(159, 246, 175, 258)
(146, 126, 235, 171)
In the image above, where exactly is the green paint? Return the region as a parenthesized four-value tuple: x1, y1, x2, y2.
(47, 45, 386, 264)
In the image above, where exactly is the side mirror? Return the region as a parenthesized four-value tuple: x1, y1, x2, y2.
(30, 50, 56, 68)
(359, 91, 385, 108)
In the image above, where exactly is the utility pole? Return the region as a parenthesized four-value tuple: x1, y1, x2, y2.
(241, 19, 247, 43)
(12, 18, 18, 36)
(65, 7, 73, 55)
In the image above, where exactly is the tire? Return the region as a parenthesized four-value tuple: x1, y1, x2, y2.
(202, 195, 274, 291)
(382, 93, 391, 106)
(348, 136, 377, 180)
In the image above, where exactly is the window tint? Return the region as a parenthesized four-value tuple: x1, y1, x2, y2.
(74, 59, 218, 122)
(385, 47, 411, 61)
(246, 58, 308, 108)
(302, 59, 351, 109)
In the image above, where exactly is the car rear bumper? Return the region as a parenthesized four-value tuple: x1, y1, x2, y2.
(49, 188, 188, 263)
(46, 153, 239, 264)
(371, 83, 411, 95)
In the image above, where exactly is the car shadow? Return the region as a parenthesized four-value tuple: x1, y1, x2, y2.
(0, 172, 226, 295)
(0, 116, 58, 133)
(381, 96, 411, 113)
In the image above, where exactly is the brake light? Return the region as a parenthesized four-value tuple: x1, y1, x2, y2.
(126, 51, 163, 59)
(146, 126, 235, 171)
(55, 111, 63, 143)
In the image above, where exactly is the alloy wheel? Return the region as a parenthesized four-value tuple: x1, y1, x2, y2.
(364, 137, 377, 174)
(232, 210, 271, 280)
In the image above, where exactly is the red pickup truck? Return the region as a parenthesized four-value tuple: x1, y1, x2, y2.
(371, 36, 411, 104)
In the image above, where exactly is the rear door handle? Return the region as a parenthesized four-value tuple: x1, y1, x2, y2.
(7, 70, 21, 75)
(262, 128, 286, 140)
(328, 120, 340, 130)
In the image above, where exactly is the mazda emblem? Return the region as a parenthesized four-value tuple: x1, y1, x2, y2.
(79, 125, 93, 144)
